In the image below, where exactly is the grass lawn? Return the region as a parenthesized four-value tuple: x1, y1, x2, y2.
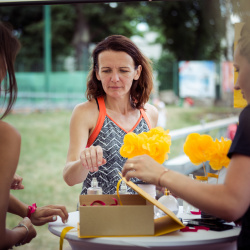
(4, 105, 241, 249)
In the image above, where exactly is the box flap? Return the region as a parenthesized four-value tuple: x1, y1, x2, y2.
(119, 174, 185, 231)
(154, 215, 183, 235)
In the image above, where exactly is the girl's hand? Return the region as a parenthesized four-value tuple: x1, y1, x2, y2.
(11, 174, 24, 190)
(30, 204, 69, 226)
(13, 217, 37, 246)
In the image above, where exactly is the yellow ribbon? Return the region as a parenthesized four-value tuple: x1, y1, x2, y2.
(116, 178, 123, 206)
(59, 226, 74, 250)
(207, 173, 219, 179)
(195, 175, 208, 182)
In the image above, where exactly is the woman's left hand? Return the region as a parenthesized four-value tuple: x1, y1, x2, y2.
(30, 205, 69, 226)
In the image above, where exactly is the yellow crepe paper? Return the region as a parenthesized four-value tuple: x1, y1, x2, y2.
(120, 127, 171, 164)
(184, 133, 232, 180)
(209, 137, 232, 171)
(183, 133, 214, 165)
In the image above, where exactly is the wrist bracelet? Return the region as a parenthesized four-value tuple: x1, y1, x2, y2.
(13, 223, 29, 247)
(27, 203, 37, 218)
(157, 168, 169, 187)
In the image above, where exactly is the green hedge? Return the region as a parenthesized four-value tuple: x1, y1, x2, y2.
(16, 71, 88, 94)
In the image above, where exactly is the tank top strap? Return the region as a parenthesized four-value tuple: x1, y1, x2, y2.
(140, 108, 151, 130)
(87, 96, 106, 147)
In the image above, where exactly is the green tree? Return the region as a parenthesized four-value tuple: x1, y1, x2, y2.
(139, 0, 226, 61)
(135, 0, 227, 93)
(0, 6, 44, 71)
(0, 5, 76, 71)
(0, 2, 144, 71)
(1, 1, 240, 73)
(70, 2, 145, 70)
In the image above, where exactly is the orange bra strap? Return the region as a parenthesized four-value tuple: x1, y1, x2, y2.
(87, 96, 106, 147)
(140, 108, 151, 130)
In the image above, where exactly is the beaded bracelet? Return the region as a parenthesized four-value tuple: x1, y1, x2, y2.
(13, 223, 29, 247)
(157, 168, 169, 187)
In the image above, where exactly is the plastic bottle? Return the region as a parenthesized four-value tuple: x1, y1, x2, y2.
(119, 180, 129, 194)
(114, 180, 129, 194)
(87, 177, 102, 195)
(183, 198, 191, 214)
(138, 183, 156, 199)
(154, 189, 179, 219)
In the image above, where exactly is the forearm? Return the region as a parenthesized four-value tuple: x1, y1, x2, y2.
(0, 227, 26, 249)
(161, 170, 239, 221)
(63, 159, 89, 186)
(123, 155, 249, 222)
(8, 193, 28, 218)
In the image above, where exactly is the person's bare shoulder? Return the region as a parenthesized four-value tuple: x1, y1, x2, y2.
(0, 121, 21, 146)
(71, 99, 99, 129)
(144, 103, 159, 128)
(0, 121, 21, 174)
(73, 99, 97, 112)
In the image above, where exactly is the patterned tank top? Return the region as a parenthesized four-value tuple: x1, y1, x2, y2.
(80, 96, 151, 195)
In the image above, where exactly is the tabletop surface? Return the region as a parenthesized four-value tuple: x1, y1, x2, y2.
(48, 207, 241, 248)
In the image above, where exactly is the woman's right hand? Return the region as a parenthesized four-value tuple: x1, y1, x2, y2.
(122, 155, 165, 185)
(80, 145, 106, 172)
(13, 217, 37, 245)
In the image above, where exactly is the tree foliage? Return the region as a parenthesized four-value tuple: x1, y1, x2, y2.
(0, 6, 44, 71)
(0, 0, 243, 72)
(140, 0, 226, 61)
(0, 3, 143, 71)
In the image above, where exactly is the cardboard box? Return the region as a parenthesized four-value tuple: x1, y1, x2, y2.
(78, 177, 185, 238)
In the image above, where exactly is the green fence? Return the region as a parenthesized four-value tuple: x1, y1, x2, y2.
(13, 71, 88, 110)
